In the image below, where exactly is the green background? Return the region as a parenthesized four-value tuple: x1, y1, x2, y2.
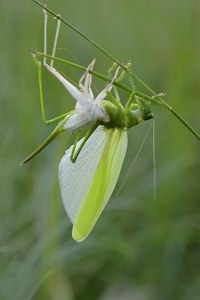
(0, 0, 200, 299)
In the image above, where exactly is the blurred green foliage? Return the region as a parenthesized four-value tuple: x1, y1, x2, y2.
(0, 0, 200, 299)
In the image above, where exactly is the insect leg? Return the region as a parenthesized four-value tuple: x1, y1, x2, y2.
(50, 13, 61, 67)
(136, 96, 154, 120)
(106, 63, 118, 84)
(43, 6, 48, 66)
(78, 59, 95, 98)
(21, 116, 68, 165)
(70, 131, 81, 162)
(70, 125, 98, 163)
(33, 8, 66, 125)
(34, 52, 69, 125)
(127, 63, 136, 91)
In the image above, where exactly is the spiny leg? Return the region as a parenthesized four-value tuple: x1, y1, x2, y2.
(126, 61, 136, 91)
(106, 63, 118, 84)
(123, 61, 137, 108)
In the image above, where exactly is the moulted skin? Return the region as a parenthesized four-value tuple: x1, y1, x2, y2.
(45, 60, 120, 132)
(45, 60, 153, 133)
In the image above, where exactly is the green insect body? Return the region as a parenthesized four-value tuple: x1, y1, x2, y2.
(102, 97, 153, 129)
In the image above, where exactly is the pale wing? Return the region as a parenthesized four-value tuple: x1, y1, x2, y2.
(72, 128, 128, 242)
(58, 126, 109, 224)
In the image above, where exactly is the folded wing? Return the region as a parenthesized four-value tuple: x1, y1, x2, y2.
(59, 126, 127, 241)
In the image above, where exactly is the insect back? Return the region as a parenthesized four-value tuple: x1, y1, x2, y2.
(102, 93, 154, 129)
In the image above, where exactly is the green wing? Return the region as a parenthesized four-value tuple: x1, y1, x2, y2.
(72, 127, 127, 241)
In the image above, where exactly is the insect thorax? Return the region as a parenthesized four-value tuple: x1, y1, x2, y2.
(102, 98, 154, 129)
